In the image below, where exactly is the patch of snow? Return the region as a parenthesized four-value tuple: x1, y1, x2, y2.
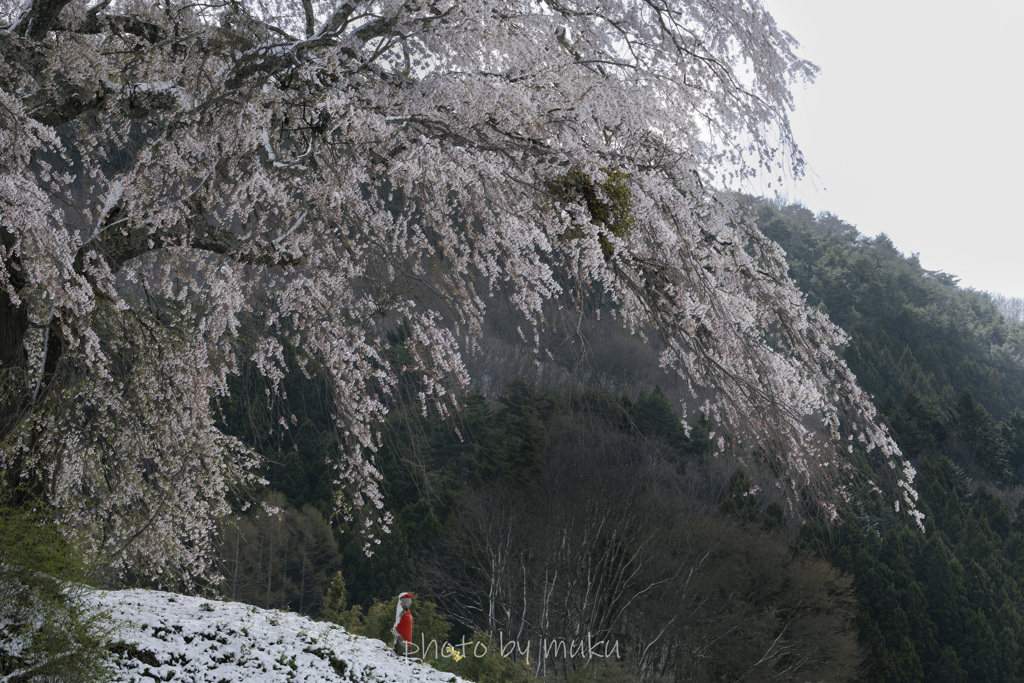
(98, 181, 123, 225)
(90, 589, 468, 682)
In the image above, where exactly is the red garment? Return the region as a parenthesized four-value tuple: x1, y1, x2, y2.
(396, 608, 412, 645)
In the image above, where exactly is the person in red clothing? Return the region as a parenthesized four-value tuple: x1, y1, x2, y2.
(392, 592, 413, 656)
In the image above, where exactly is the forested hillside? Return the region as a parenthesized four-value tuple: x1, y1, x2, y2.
(757, 201, 1024, 421)
(206, 200, 1024, 682)
(216, 381, 863, 681)
(182, 201, 1024, 682)
(758, 201, 1024, 681)
(757, 202, 1024, 486)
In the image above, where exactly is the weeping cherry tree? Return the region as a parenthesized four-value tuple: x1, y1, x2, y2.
(0, 0, 920, 582)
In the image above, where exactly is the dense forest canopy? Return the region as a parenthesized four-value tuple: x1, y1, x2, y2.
(0, 0, 918, 582)
(757, 201, 1024, 422)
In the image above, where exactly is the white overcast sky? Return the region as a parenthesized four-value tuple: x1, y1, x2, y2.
(752, 1, 1024, 298)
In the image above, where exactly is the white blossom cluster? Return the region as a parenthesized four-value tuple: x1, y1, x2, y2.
(0, 0, 919, 582)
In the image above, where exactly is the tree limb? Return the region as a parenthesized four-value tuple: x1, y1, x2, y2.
(7, 0, 74, 41)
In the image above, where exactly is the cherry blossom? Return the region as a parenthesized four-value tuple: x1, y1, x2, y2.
(0, 0, 919, 581)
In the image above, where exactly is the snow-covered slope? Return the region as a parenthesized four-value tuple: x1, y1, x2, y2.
(91, 589, 468, 682)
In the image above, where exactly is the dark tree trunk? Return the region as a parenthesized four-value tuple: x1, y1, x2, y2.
(1, 222, 29, 455)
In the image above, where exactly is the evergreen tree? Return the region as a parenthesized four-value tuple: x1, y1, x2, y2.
(946, 391, 1009, 481)
(0, 504, 113, 682)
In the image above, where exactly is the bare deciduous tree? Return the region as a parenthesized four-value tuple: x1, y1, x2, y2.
(426, 413, 861, 680)
(991, 292, 1024, 324)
